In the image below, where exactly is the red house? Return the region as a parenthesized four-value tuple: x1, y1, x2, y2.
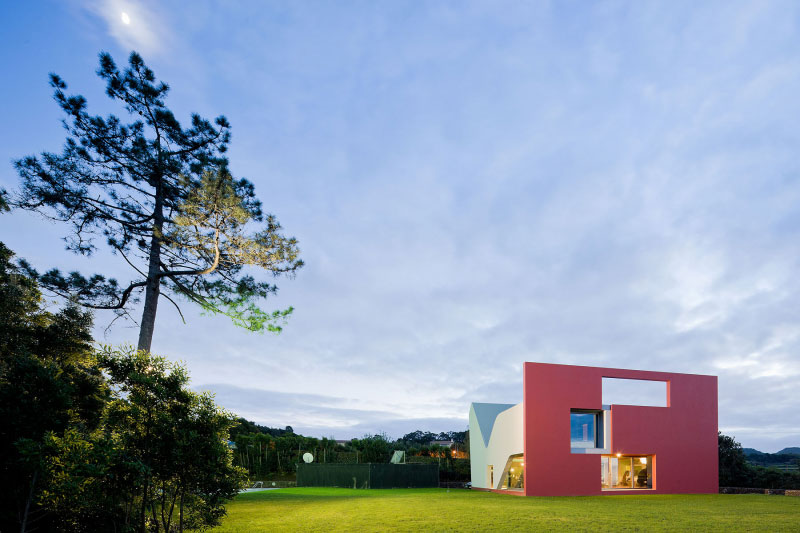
(469, 362, 718, 496)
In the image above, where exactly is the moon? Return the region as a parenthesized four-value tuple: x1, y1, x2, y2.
(121, 12, 130, 25)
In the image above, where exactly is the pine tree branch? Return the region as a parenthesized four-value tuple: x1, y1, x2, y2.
(160, 291, 186, 324)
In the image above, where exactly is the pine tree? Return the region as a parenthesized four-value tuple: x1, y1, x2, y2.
(13, 52, 302, 351)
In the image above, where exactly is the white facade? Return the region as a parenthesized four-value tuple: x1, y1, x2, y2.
(468, 402, 523, 489)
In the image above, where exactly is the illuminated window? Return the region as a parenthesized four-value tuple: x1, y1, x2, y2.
(601, 455, 652, 489)
(498, 454, 524, 491)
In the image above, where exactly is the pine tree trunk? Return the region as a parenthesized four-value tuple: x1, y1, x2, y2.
(137, 183, 164, 352)
(20, 470, 37, 533)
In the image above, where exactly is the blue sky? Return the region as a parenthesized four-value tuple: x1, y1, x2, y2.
(2, 1, 800, 451)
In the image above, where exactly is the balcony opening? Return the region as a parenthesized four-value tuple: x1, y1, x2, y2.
(602, 377, 667, 407)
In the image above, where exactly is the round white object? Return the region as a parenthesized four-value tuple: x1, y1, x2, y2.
(302, 452, 314, 463)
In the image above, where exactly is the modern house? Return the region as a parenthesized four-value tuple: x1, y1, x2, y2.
(469, 362, 718, 496)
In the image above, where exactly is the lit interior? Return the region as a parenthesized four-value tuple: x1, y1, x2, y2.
(498, 454, 525, 491)
(601, 455, 653, 489)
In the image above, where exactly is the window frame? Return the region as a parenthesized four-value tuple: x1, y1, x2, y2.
(601, 454, 654, 490)
(569, 409, 605, 452)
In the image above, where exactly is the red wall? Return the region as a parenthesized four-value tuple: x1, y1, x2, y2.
(522, 362, 718, 496)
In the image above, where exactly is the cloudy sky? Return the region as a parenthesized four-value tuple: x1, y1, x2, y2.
(2, 1, 800, 451)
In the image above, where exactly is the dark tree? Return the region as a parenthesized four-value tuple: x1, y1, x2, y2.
(351, 434, 391, 463)
(718, 432, 750, 487)
(0, 242, 107, 532)
(31, 347, 248, 532)
(92, 347, 247, 532)
(13, 51, 302, 351)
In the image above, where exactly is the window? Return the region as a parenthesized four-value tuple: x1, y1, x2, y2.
(498, 454, 525, 491)
(570, 410, 602, 449)
(601, 455, 652, 489)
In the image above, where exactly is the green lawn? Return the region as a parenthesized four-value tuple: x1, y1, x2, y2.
(215, 488, 800, 532)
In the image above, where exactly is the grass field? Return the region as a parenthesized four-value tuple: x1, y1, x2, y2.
(215, 488, 800, 532)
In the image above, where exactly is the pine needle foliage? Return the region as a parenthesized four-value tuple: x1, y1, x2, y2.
(13, 51, 302, 350)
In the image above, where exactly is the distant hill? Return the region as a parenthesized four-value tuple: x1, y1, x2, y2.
(777, 447, 800, 456)
(741, 447, 799, 470)
(743, 447, 800, 457)
(743, 448, 764, 457)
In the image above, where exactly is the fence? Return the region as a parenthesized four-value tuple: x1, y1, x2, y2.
(250, 480, 297, 488)
(439, 481, 470, 489)
(297, 463, 439, 489)
(720, 487, 800, 496)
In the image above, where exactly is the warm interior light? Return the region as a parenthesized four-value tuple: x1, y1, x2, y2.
(616, 453, 621, 458)
(640, 457, 647, 464)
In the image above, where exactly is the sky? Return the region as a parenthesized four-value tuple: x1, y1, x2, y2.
(1, 1, 800, 452)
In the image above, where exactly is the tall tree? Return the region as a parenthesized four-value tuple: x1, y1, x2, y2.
(13, 51, 302, 351)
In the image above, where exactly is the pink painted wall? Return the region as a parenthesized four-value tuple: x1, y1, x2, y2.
(522, 362, 718, 496)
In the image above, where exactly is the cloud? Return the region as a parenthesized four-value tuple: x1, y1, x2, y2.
(197, 383, 467, 439)
(4, 0, 800, 453)
(84, 0, 169, 56)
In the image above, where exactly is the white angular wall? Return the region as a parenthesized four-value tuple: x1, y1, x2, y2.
(469, 402, 523, 489)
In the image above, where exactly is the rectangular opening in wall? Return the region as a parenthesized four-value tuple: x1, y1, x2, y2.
(602, 377, 667, 407)
(570, 409, 603, 449)
(601, 455, 653, 490)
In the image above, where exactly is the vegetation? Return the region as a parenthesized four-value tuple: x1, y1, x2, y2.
(0, 242, 107, 531)
(231, 429, 342, 479)
(719, 433, 800, 489)
(743, 447, 800, 469)
(396, 430, 467, 446)
(216, 488, 800, 532)
(0, 243, 246, 532)
(229, 425, 470, 483)
(4, 49, 307, 531)
(12, 51, 302, 351)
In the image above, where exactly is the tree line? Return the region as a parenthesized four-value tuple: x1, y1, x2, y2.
(719, 433, 800, 490)
(229, 425, 471, 482)
(742, 448, 800, 468)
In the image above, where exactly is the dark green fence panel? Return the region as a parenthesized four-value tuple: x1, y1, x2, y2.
(296, 463, 438, 489)
(368, 464, 439, 489)
(296, 463, 370, 488)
